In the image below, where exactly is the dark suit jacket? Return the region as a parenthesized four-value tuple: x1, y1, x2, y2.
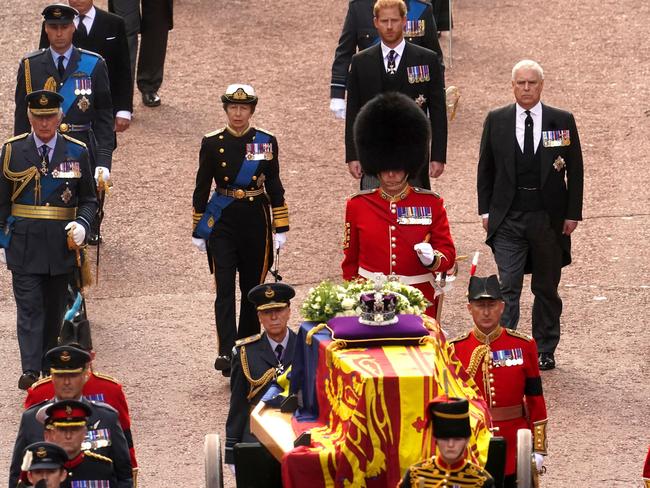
(477, 102, 584, 266)
(14, 47, 114, 169)
(345, 42, 447, 163)
(0, 133, 97, 275)
(225, 330, 297, 464)
(330, 0, 442, 99)
(39, 8, 134, 114)
(9, 398, 133, 488)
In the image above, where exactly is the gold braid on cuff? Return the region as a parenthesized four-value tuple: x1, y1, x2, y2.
(533, 419, 548, 455)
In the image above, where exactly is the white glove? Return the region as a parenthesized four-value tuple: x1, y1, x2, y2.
(0, 248, 6, 264)
(414, 242, 435, 266)
(94, 166, 110, 183)
(227, 464, 236, 476)
(273, 232, 287, 251)
(192, 237, 207, 252)
(64, 222, 86, 246)
(534, 453, 544, 472)
(329, 98, 346, 119)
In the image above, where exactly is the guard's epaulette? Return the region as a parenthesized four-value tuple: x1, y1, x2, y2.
(5, 133, 29, 144)
(348, 188, 376, 199)
(254, 127, 274, 137)
(412, 187, 441, 198)
(84, 450, 113, 464)
(235, 333, 262, 348)
(204, 127, 226, 138)
(23, 49, 47, 60)
(30, 376, 53, 388)
(94, 371, 120, 385)
(62, 134, 87, 147)
(505, 329, 533, 341)
(448, 331, 470, 343)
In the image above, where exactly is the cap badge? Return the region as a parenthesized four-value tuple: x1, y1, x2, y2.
(65, 405, 73, 415)
(232, 88, 248, 100)
(36, 446, 47, 458)
(53, 8, 62, 17)
(264, 286, 275, 298)
(61, 351, 71, 362)
(39, 95, 49, 106)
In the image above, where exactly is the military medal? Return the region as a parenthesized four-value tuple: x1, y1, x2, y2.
(77, 95, 90, 112)
(553, 156, 566, 172)
(542, 129, 571, 147)
(407, 65, 430, 84)
(415, 94, 427, 107)
(396, 206, 432, 225)
(53, 161, 81, 178)
(246, 143, 273, 161)
(403, 19, 425, 37)
(82, 428, 112, 450)
(40, 160, 48, 175)
(61, 186, 72, 204)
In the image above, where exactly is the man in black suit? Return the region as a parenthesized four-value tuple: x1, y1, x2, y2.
(9, 345, 133, 488)
(329, 0, 443, 119)
(477, 59, 584, 370)
(39, 0, 134, 133)
(0, 90, 97, 389)
(108, 0, 173, 107)
(345, 0, 447, 189)
(225, 283, 297, 469)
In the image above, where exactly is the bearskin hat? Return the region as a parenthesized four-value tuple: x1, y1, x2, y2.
(354, 92, 431, 176)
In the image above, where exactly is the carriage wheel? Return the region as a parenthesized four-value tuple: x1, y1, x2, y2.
(204, 433, 224, 488)
(516, 429, 533, 488)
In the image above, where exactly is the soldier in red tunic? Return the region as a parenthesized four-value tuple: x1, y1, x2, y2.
(450, 275, 548, 487)
(24, 313, 138, 480)
(341, 92, 455, 317)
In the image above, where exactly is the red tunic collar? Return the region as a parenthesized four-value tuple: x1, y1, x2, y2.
(64, 452, 84, 469)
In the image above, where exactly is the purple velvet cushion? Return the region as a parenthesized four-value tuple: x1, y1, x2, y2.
(326, 314, 429, 344)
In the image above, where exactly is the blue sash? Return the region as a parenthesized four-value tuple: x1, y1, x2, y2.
(407, 0, 426, 21)
(60, 52, 100, 116)
(195, 131, 270, 240)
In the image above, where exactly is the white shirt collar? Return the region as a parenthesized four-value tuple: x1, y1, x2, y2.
(49, 45, 73, 62)
(76, 6, 96, 24)
(516, 101, 542, 118)
(380, 38, 406, 60)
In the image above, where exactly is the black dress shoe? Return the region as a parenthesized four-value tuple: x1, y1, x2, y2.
(221, 368, 231, 378)
(18, 371, 39, 390)
(538, 352, 556, 371)
(142, 91, 161, 107)
(214, 355, 231, 371)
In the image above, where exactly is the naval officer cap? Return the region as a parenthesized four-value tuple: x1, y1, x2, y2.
(221, 84, 258, 105)
(26, 90, 64, 117)
(248, 283, 295, 311)
(23, 441, 68, 471)
(42, 4, 78, 24)
(467, 275, 503, 301)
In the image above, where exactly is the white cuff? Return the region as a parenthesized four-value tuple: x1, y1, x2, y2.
(115, 111, 132, 120)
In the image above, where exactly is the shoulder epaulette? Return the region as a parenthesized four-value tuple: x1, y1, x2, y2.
(23, 49, 46, 60)
(448, 331, 470, 343)
(505, 328, 533, 341)
(349, 188, 376, 199)
(204, 127, 226, 138)
(78, 48, 102, 59)
(235, 333, 262, 347)
(94, 371, 120, 385)
(254, 127, 274, 137)
(62, 134, 87, 147)
(412, 187, 441, 198)
(89, 400, 118, 413)
(5, 133, 29, 144)
(30, 376, 53, 388)
(84, 450, 113, 464)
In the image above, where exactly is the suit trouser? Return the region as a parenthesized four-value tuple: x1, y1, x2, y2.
(491, 209, 563, 354)
(12, 272, 70, 374)
(137, 0, 171, 94)
(208, 204, 272, 357)
(109, 0, 141, 83)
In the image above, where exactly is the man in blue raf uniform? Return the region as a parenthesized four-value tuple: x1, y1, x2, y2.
(43, 400, 118, 487)
(192, 84, 290, 375)
(225, 283, 297, 468)
(9, 345, 133, 488)
(399, 396, 494, 487)
(15, 4, 114, 184)
(16, 441, 68, 488)
(330, 0, 443, 119)
(0, 90, 97, 389)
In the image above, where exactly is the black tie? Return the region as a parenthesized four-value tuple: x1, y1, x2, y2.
(274, 344, 284, 362)
(77, 15, 88, 38)
(387, 50, 397, 75)
(524, 110, 534, 157)
(57, 55, 66, 79)
(40, 145, 49, 164)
